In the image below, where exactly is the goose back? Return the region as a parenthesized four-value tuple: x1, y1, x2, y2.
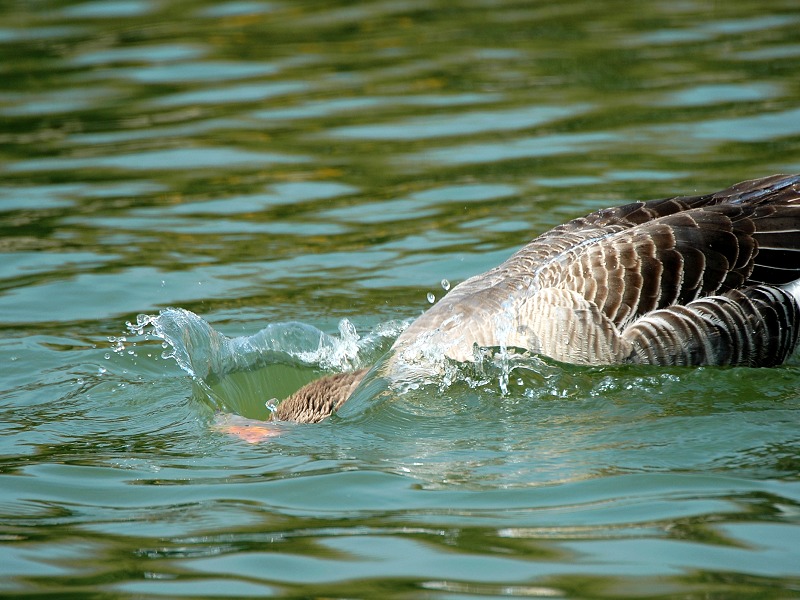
(394, 174, 800, 365)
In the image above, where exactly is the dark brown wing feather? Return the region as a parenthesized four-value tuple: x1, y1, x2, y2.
(749, 204, 800, 284)
(521, 173, 800, 265)
(532, 174, 800, 328)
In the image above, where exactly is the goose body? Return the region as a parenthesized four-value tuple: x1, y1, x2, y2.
(275, 174, 800, 423)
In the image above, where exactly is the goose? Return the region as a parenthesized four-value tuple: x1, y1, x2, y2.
(272, 174, 800, 423)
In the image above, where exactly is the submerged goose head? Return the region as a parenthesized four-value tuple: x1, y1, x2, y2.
(273, 174, 800, 423)
(272, 368, 369, 423)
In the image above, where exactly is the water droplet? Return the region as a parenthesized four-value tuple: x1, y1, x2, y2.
(441, 278, 450, 291)
(104, 353, 111, 360)
(265, 399, 278, 413)
(98, 367, 107, 375)
(108, 335, 127, 353)
(427, 292, 435, 304)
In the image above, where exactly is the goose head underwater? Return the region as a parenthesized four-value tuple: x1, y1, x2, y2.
(267, 174, 800, 424)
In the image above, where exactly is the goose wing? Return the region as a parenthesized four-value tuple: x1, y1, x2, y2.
(533, 173, 800, 328)
(499, 173, 800, 282)
(425, 174, 800, 320)
(527, 173, 800, 365)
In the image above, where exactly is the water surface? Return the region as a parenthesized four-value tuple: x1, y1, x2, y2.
(2, 0, 800, 597)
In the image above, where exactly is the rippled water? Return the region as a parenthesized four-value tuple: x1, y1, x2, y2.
(2, 0, 800, 597)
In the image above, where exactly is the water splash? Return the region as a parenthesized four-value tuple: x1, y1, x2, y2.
(127, 308, 405, 418)
(493, 298, 518, 395)
(124, 305, 565, 421)
(295, 318, 363, 371)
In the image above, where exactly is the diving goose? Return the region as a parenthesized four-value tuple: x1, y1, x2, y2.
(274, 174, 800, 423)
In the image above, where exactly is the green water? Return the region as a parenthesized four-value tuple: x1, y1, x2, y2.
(2, 0, 800, 597)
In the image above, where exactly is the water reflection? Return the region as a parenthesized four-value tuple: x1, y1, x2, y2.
(8, 147, 309, 172)
(328, 105, 587, 140)
(1, 0, 800, 597)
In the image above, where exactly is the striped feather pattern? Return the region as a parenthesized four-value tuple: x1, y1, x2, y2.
(274, 369, 368, 423)
(625, 286, 800, 366)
